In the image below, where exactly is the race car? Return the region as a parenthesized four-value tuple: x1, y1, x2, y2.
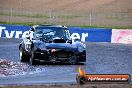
(19, 25, 86, 65)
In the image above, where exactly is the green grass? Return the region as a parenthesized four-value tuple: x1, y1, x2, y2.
(0, 21, 41, 26)
(78, 25, 132, 29)
(107, 17, 132, 21)
(56, 15, 85, 19)
(0, 21, 132, 29)
(0, 12, 132, 29)
(0, 12, 84, 19)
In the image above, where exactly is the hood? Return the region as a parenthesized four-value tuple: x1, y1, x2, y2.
(37, 42, 77, 51)
(39, 36, 70, 43)
(46, 43, 77, 49)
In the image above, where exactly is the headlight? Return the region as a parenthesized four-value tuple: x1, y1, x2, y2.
(83, 44, 86, 49)
(78, 46, 84, 52)
(78, 43, 86, 52)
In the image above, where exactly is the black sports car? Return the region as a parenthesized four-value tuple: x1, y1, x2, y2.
(19, 25, 86, 65)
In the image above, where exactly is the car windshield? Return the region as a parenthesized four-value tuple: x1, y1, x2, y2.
(34, 27, 70, 40)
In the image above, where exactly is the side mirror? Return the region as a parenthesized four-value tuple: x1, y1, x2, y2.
(74, 37, 81, 42)
(72, 38, 80, 43)
(67, 40, 72, 44)
(74, 38, 80, 41)
(26, 36, 30, 39)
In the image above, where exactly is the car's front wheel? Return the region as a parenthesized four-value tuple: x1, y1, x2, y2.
(69, 56, 77, 65)
(19, 48, 30, 62)
(31, 51, 37, 65)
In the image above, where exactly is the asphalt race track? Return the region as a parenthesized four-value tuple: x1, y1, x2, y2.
(0, 38, 132, 85)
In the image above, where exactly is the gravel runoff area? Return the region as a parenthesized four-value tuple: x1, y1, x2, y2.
(0, 84, 132, 88)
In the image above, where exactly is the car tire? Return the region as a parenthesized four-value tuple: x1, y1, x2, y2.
(31, 51, 37, 65)
(69, 56, 77, 65)
(19, 47, 30, 62)
(77, 52, 86, 65)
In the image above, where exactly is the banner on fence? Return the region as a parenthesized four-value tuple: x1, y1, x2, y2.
(0, 24, 30, 39)
(69, 27, 111, 42)
(0, 24, 112, 42)
(111, 29, 132, 44)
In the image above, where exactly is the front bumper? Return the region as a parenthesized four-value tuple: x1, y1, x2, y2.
(34, 49, 86, 63)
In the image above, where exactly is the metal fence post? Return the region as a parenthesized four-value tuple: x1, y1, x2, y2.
(50, 10, 52, 24)
(89, 12, 92, 26)
(9, 8, 13, 23)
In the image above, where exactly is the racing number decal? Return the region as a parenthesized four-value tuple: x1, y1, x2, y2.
(24, 38, 32, 51)
(25, 44, 31, 51)
(26, 44, 30, 49)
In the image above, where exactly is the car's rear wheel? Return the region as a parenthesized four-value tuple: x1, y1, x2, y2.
(19, 48, 30, 62)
